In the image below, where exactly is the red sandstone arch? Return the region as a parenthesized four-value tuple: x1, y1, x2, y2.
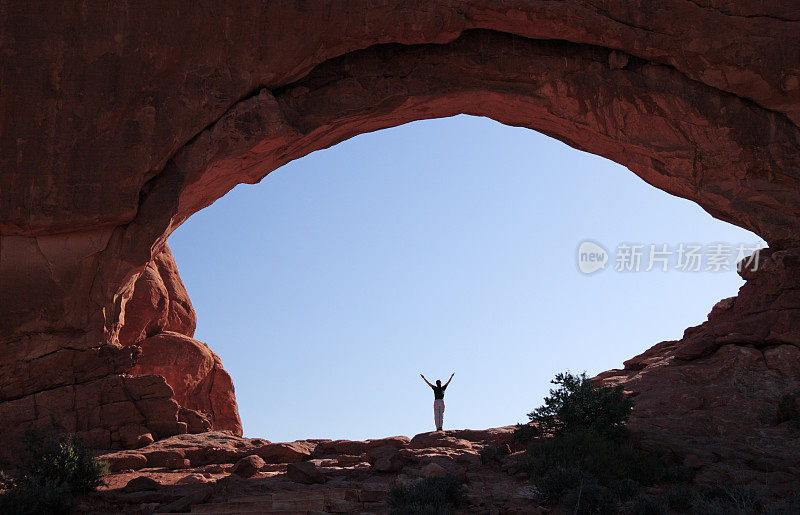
(1, 1, 799, 488)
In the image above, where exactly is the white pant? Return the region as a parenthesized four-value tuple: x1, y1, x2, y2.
(433, 399, 445, 430)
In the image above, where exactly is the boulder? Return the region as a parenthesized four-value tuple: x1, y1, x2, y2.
(286, 461, 325, 484)
(231, 455, 266, 478)
(409, 433, 474, 450)
(144, 450, 186, 468)
(176, 473, 208, 485)
(368, 445, 404, 473)
(315, 436, 409, 456)
(165, 457, 191, 470)
(124, 476, 161, 492)
(179, 407, 213, 434)
(100, 452, 147, 473)
(119, 424, 154, 449)
(336, 454, 367, 466)
(254, 441, 314, 463)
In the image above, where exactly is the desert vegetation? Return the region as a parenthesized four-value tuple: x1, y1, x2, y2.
(513, 372, 687, 513)
(386, 474, 465, 514)
(511, 372, 800, 514)
(775, 392, 800, 428)
(0, 428, 107, 514)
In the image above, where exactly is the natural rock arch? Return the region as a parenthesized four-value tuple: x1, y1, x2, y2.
(1, 1, 799, 488)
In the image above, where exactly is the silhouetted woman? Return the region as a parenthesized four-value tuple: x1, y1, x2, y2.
(420, 372, 454, 431)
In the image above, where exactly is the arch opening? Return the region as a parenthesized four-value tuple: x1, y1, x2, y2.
(164, 114, 762, 441)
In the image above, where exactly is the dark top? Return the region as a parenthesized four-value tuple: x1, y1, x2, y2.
(431, 384, 447, 400)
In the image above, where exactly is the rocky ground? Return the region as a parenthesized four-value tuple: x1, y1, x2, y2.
(85, 428, 538, 513)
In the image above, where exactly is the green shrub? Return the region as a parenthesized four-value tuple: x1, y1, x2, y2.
(513, 422, 539, 444)
(0, 430, 107, 515)
(764, 493, 800, 515)
(608, 478, 639, 502)
(386, 475, 465, 515)
(664, 464, 695, 483)
(720, 484, 764, 512)
(629, 494, 667, 515)
(691, 483, 764, 514)
(521, 429, 671, 486)
(665, 484, 695, 512)
(776, 393, 800, 427)
(517, 372, 634, 442)
(532, 466, 582, 503)
(479, 445, 503, 466)
(0, 476, 73, 515)
(563, 479, 616, 515)
(19, 431, 108, 493)
(689, 497, 734, 515)
(513, 372, 688, 511)
(534, 468, 639, 507)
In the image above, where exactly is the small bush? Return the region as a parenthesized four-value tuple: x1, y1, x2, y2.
(0, 430, 107, 515)
(514, 372, 714, 513)
(721, 484, 764, 512)
(532, 466, 582, 503)
(0, 476, 73, 515)
(563, 480, 616, 515)
(479, 445, 503, 466)
(518, 371, 634, 442)
(665, 464, 695, 483)
(608, 478, 639, 502)
(513, 422, 539, 444)
(386, 475, 465, 515)
(694, 484, 730, 506)
(692, 483, 764, 514)
(513, 372, 689, 511)
(764, 492, 800, 515)
(665, 484, 695, 512)
(776, 393, 800, 427)
(19, 431, 107, 493)
(521, 429, 671, 486)
(629, 494, 667, 515)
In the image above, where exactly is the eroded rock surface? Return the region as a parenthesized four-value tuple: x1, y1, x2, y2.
(130, 331, 242, 436)
(596, 248, 800, 494)
(0, 244, 240, 457)
(119, 244, 196, 347)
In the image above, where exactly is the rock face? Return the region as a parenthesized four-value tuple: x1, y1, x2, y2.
(122, 244, 241, 437)
(129, 331, 242, 436)
(0, 0, 799, 483)
(596, 248, 800, 493)
(118, 244, 196, 347)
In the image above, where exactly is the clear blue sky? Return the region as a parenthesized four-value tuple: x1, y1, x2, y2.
(169, 115, 760, 442)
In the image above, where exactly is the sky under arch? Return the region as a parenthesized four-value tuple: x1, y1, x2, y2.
(169, 114, 760, 442)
